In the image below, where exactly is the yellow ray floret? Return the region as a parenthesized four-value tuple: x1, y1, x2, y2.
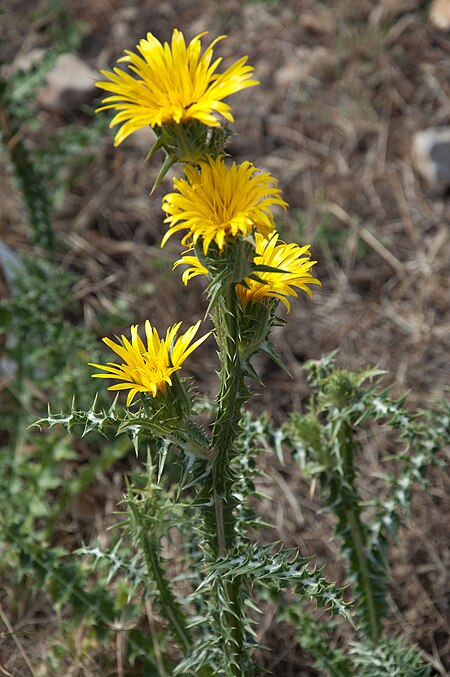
(174, 232, 321, 312)
(173, 251, 209, 285)
(96, 29, 259, 145)
(89, 320, 210, 406)
(161, 157, 288, 254)
(236, 232, 321, 312)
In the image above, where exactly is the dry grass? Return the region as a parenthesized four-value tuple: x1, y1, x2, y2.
(1, 0, 449, 674)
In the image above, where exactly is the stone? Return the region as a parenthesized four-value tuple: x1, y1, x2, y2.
(381, 0, 420, 14)
(412, 127, 450, 193)
(274, 47, 333, 88)
(112, 7, 139, 42)
(9, 48, 46, 74)
(429, 0, 450, 31)
(37, 53, 98, 112)
(299, 10, 334, 34)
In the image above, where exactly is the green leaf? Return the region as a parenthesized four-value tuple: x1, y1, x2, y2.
(201, 543, 353, 623)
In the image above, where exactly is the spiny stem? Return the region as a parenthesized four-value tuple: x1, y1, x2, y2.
(140, 530, 192, 652)
(208, 284, 249, 675)
(345, 507, 381, 644)
(339, 422, 381, 644)
(214, 487, 227, 558)
(0, 81, 55, 253)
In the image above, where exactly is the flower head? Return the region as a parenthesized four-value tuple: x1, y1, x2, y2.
(96, 29, 259, 146)
(161, 157, 287, 254)
(236, 232, 321, 312)
(173, 250, 209, 285)
(174, 232, 320, 312)
(89, 320, 210, 406)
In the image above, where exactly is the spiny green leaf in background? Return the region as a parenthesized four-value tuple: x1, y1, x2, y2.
(350, 636, 431, 677)
(201, 542, 352, 623)
(285, 353, 448, 650)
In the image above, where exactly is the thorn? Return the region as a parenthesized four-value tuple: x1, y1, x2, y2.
(150, 154, 176, 194)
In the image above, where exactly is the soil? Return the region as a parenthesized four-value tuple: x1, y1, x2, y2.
(1, 0, 449, 675)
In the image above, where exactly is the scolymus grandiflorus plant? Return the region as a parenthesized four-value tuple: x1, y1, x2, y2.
(37, 29, 444, 676)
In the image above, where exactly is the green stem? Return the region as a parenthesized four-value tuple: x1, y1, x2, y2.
(140, 533, 192, 653)
(339, 422, 381, 644)
(207, 285, 250, 676)
(214, 487, 227, 558)
(210, 288, 247, 554)
(137, 395, 193, 653)
(345, 507, 381, 644)
(0, 82, 55, 253)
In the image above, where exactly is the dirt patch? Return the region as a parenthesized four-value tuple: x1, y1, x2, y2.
(1, 0, 449, 673)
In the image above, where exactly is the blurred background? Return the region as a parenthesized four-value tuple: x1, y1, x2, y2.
(1, 0, 449, 674)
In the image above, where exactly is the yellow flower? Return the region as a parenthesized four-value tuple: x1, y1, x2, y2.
(161, 157, 288, 254)
(174, 232, 321, 312)
(89, 320, 210, 406)
(96, 29, 259, 146)
(173, 250, 209, 285)
(236, 232, 321, 312)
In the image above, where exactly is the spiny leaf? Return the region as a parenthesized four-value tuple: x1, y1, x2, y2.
(33, 395, 124, 436)
(150, 152, 176, 193)
(201, 543, 352, 623)
(273, 595, 352, 677)
(351, 636, 432, 676)
(287, 353, 450, 643)
(118, 410, 210, 458)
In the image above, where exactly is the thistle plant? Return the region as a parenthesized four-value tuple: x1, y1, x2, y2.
(96, 29, 258, 185)
(33, 28, 445, 675)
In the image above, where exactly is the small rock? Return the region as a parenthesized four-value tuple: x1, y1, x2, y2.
(412, 127, 450, 193)
(112, 7, 139, 42)
(381, 0, 420, 14)
(189, 17, 212, 37)
(37, 53, 98, 113)
(9, 48, 46, 74)
(275, 47, 333, 88)
(299, 10, 334, 35)
(429, 0, 450, 31)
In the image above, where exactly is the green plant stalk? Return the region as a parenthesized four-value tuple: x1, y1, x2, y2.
(0, 77, 55, 252)
(134, 396, 195, 654)
(344, 506, 380, 643)
(210, 285, 248, 553)
(139, 530, 193, 653)
(10, 343, 27, 466)
(337, 421, 381, 644)
(212, 357, 245, 555)
(207, 284, 251, 676)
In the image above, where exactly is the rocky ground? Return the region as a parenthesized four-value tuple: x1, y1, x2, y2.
(1, 0, 450, 674)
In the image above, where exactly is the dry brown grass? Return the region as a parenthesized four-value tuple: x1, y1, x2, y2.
(1, 0, 449, 674)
